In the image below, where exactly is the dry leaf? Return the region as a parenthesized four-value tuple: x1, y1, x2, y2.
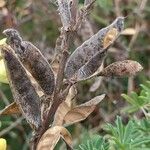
(0, 102, 20, 115)
(99, 60, 143, 77)
(37, 126, 72, 150)
(65, 17, 124, 79)
(80, 94, 105, 106)
(1, 45, 41, 129)
(64, 94, 105, 125)
(121, 28, 136, 35)
(53, 101, 71, 126)
(53, 86, 77, 126)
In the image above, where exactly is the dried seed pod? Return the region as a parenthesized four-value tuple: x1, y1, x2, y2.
(1, 45, 41, 129)
(37, 126, 72, 150)
(3, 28, 55, 95)
(98, 60, 143, 77)
(65, 17, 124, 79)
(77, 49, 107, 80)
(57, 0, 74, 31)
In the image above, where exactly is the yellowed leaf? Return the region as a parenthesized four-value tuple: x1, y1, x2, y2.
(64, 94, 105, 125)
(37, 126, 72, 150)
(121, 28, 136, 35)
(0, 102, 20, 115)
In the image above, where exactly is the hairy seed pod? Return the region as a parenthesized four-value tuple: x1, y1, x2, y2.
(57, 0, 74, 31)
(3, 28, 55, 95)
(65, 17, 124, 79)
(1, 45, 41, 129)
(77, 50, 107, 80)
(98, 60, 143, 77)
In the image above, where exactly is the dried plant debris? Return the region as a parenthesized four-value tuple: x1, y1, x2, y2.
(98, 60, 143, 77)
(53, 101, 71, 126)
(53, 86, 77, 126)
(37, 126, 72, 150)
(65, 17, 124, 79)
(1, 45, 41, 129)
(63, 94, 105, 125)
(0, 102, 20, 115)
(3, 28, 55, 95)
(77, 49, 107, 80)
(57, 0, 75, 31)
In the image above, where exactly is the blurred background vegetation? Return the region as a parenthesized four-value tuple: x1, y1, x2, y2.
(0, 0, 150, 149)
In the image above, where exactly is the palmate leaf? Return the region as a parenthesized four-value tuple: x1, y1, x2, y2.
(76, 135, 109, 150)
(105, 116, 150, 150)
(134, 118, 150, 133)
(122, 81, 150, 114)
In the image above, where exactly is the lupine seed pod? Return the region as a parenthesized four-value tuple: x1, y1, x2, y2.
(3, 28, 55, 95)
(98, 60, 143, 77)
(65, 17, 124, 79)
(77, 49, 107, 80)
(57, 0, 73, 31)
(1, 45, 41, 129)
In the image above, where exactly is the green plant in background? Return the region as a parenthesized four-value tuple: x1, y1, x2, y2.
(106, 116, 150, 150)
(76, 117, 150, 150)
(0, 0, 149, 149)
(122, 81, 150, 116)
(76, 80, 150, 150)
(76, 135, 109, 150)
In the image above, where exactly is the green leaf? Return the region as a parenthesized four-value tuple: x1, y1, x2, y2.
(105, 117, 150, 149)
(76, 135, 109, 150)
(122, 81, 150, 114)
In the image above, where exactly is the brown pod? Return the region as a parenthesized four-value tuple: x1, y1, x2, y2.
(3, 29, 55, 95)
(1, 45, 41, 129)
(65, 17, 124, 79)
(98, 60, 143, 77)
(77, 49, 107, 80)
(57, 0, 72, 31)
